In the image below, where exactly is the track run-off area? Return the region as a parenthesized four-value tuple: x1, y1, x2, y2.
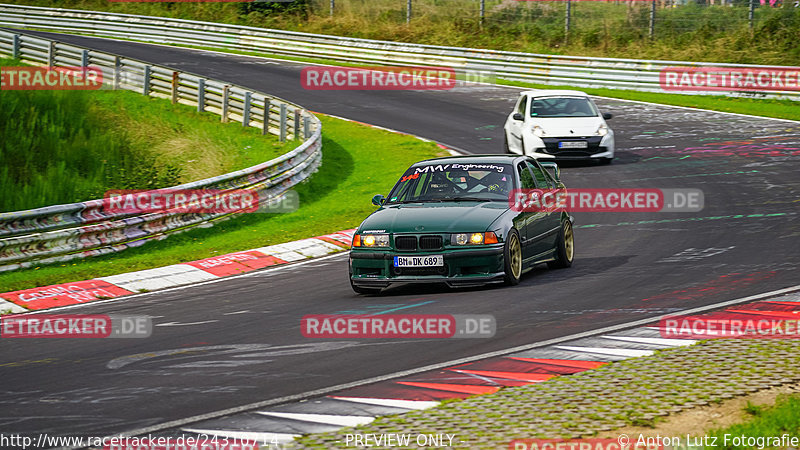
(1, 29, 800, 445)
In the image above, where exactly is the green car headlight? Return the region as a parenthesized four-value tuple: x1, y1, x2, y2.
(451, 232, 498, 245)
(361, 233, 390, 247)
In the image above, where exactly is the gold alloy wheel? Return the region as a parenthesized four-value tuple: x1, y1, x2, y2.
(510, 234, 522, 279)
(564, 221, 574, 262)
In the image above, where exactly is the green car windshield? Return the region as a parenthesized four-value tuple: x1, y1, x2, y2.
(386, 163, 514, 204)
(531, 96, 599, 118)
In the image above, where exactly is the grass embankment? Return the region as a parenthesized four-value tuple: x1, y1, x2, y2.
(0, 115, 445, 292)
(709, 395, 800, 449)
(4, 0, 800, 65)
(0, 57, 295, 211)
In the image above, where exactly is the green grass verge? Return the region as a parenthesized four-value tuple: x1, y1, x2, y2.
(0, 57, 295, 211)
(709, 394, 800, 449)
(0, 115, 446, 293)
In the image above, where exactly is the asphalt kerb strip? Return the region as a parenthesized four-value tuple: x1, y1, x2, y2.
(0, 229, 356, 314)
(292, 293, 800, 449)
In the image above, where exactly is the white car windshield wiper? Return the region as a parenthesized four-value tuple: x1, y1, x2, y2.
(440, 197, 493, 202)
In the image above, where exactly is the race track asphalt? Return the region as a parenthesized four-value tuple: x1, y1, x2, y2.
(1, 29, 799, 439)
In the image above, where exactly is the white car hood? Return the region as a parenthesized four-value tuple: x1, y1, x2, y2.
(533, 117, 603, 137)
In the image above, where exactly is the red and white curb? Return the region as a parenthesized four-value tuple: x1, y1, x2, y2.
(137, 288, 800, 446)
(0, 229, 355, 313)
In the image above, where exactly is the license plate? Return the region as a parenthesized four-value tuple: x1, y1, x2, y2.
(558, 141, 588, 149)
(393, 255, 444, 267)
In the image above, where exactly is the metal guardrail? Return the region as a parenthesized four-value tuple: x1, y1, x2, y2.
(0, 3, 798, 100)
(0, 29, 322, 272)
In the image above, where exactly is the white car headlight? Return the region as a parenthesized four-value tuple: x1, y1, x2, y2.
(596, 124, 609, 136)
(532, 125, 545, 137)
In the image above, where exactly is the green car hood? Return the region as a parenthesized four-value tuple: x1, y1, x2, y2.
(359, 202, 508, 234)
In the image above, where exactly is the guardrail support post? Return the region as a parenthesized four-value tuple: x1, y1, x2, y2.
(12, 34, 20, 60)
(407, 0, 412, 23)
(293, 109, 300, 140)
(330, 0, 334, 16)
(143, 66, 151, 96)
(113, 56, 121, 90)
(304, 115, 310, 140)
(222, 85, 230, 123)
(81, 49, 89, 69)
(564, 0, 571, 44)
(47, 41, 55, 67)
(243, 92, 252, 127)
(171, 72, 179, 104)
(263, 99, 271, 135)
(279, 104, 287, 143)
(749, 0, 755, 29)
(197, 78, 205, 113)
(480, 0, 485, 27)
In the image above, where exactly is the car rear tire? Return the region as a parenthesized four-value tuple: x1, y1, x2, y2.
(503, 229, 523, 285)
(548, 220, 574, 269)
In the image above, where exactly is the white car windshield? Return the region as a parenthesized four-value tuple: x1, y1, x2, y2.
(531, 96, 599, 118)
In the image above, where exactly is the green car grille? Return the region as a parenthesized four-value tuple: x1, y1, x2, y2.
(394, 235, 443, 251)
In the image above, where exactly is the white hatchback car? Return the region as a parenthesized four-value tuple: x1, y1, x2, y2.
(503, 90, 615, 164)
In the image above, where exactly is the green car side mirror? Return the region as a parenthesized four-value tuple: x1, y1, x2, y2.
(372, 194, 385, 206)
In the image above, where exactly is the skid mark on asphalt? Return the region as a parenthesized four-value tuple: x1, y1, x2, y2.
(620, 169, 760, 182)
(575, 212, 793, 229)
(331, 300, 436, 316)
(657, 247, 736, 263)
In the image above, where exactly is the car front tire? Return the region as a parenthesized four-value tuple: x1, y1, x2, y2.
(548, 220, 574, 269)
(503, 229, 523, 285)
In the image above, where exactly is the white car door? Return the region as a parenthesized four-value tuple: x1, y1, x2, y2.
(505, 94, 528, 154)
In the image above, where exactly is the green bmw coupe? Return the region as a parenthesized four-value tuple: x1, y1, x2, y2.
(349, 155, 574, 294)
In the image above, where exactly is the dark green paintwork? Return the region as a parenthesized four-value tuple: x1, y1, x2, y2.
(349, 155, 572, 291)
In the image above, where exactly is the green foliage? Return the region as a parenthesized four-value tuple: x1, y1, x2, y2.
(743, 401, 764, 416)
(0, 57, 292, 212)
(5, 0, 799, 63)
(0, 115, 446, 292)
(710, 395, 800, 449)
(0, 86, 181, 211)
